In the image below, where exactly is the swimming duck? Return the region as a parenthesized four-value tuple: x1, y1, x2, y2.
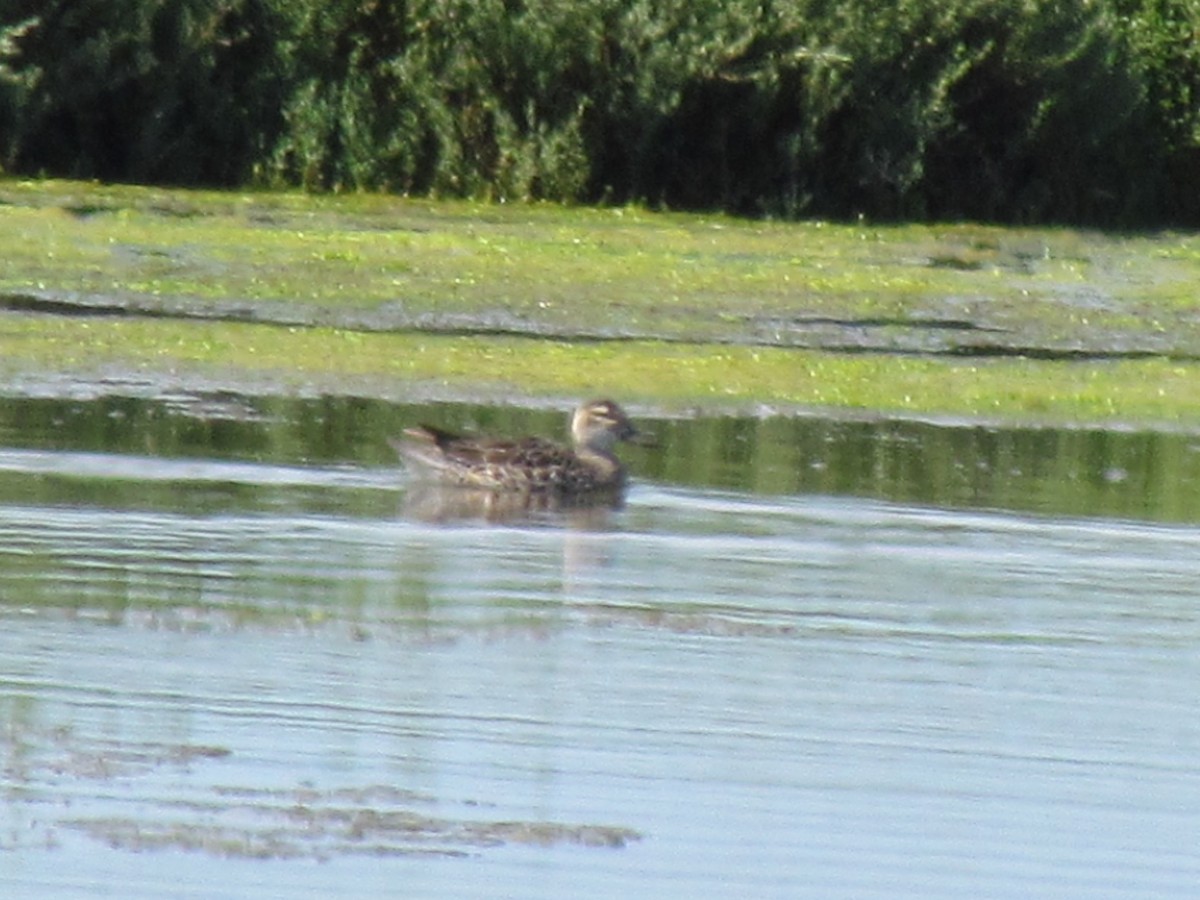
(391, 399, 643, 493)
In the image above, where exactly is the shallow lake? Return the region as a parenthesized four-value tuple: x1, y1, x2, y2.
(2, 391, 1199, 898)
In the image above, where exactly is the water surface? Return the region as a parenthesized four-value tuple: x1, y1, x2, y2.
(2, 394, 1199, 898)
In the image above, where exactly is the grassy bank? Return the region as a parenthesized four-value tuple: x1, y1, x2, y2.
(2, 179, 1200, 427)
(5, 314, 1200, 425)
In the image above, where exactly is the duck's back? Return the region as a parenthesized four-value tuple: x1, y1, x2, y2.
(393, 427, 620, 492)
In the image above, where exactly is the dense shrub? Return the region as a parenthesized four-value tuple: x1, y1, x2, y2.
(0, 0, 287, 184)
(267, 0, 598, 197)
(1, 0, 1197, 224)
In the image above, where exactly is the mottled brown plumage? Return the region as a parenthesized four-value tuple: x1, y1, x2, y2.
(391, 399, 642, 493)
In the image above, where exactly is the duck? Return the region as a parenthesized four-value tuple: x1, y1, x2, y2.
(391, 399, 644, 494)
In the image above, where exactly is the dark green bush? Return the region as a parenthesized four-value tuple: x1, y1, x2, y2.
(0, 0, 287, 184)
(268, 0, 602, 198)
(1, 0, 1197, 224)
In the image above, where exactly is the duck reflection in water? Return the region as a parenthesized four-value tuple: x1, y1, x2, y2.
(391, 399, 649, 523)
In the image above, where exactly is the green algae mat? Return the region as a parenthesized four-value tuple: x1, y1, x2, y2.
(2, 178, 1199, 427)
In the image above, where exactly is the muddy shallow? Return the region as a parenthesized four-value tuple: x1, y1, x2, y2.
(3, 180, 1198, 359)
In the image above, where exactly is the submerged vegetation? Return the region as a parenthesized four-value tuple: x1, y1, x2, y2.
(1, 0, 1198, 226)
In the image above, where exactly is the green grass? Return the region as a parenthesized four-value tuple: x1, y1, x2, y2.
(3, 178, 1200, 427)
(2, 314, 1198, 426)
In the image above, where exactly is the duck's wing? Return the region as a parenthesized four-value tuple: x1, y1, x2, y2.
(388, 424, 462, 472)
(392, 427, 574, 489)
(467, 437, 576, 489)
(497, 436, 574, 469)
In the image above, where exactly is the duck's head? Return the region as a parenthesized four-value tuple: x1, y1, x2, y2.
(571, 399, 642, 453)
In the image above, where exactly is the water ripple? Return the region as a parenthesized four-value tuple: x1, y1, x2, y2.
(3, 452, 1200, 897)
